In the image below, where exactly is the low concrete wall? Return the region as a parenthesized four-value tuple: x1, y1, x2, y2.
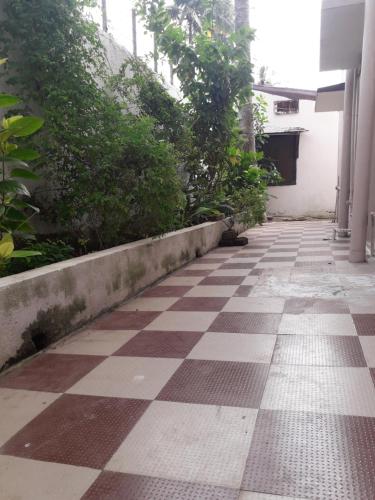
(0, 219, 242, 370)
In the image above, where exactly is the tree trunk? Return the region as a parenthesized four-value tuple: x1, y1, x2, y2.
(132, 9, 137, 57)
(101, 0, 108, 32)
(234, 0, 256, 152)
(153, 33, 158, 73)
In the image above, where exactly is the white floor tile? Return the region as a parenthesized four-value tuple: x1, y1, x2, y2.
(106, 400, 257, 488)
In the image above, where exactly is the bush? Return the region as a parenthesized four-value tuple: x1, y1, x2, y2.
(0, 0, 185, 249)
(1, 239, 74, 276)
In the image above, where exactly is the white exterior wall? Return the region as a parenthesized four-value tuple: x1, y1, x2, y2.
(258, 92, 340, 218)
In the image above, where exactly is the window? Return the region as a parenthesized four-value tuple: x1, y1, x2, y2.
(274, 99, 299, 115)
(262, 133, 300, 186)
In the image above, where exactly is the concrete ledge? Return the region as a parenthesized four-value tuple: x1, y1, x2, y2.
(0, 219, 243, 370)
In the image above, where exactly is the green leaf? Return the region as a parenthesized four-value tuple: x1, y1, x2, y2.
(7, 148, 40, 161)
(0, 233, 14, 258)
(10, 168, 40, 180)
(0, 180, 30, 197)
(7, 116, 44, 137)
(11, 199, 40, 213)
(5, 207, 28, 221)
(11, 250, 42, 258)
(0, 94, 21, 108)
(5, 218, 34, 233)
(0, 130, 13, 143)
(3, 115, 23, 128)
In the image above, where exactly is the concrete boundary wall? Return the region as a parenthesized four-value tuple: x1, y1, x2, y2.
(0, 219, 242, 370)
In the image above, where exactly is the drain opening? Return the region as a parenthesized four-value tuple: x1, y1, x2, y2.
(31, 333, 48, 351)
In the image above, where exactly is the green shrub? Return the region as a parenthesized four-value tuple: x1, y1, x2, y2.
(0, 0, 185, 250)
(1, 239, 75, 276)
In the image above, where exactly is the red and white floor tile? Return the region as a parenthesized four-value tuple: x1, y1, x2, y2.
(1, 220, 375, 499)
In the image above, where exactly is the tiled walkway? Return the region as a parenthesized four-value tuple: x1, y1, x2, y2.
(1, 220, 375, 499)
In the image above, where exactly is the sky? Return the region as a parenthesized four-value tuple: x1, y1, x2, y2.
(92, 0, 344, 90)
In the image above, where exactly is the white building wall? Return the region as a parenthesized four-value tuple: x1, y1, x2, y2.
(258, 92, 340, 218)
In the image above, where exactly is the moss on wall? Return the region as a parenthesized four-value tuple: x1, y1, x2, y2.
(124, 262, 146, 290)
(2, 297, 86, 372)
(161, 254, 177, 272)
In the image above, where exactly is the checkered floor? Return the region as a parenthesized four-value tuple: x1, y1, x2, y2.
(1, 220, 375, 499)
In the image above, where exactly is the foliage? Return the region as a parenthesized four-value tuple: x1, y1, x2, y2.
(168, 0, 234, 41)
(0, 0, 185, 249)
(1, 238, 74, 277)
(0, 113, 44, 235)
(0, 58, 45, 272)
(229, 165, 282, 225)
(112, 115, 186, 241)
(137, 0, 254, 217)
(0, 233, 41, 274)
(253, 93, 268, 144)
(223, 144, 282, 225)
(0, 0, 281, 277)
(111, 57, 193, 154)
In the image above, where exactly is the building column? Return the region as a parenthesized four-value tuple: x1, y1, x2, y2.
(337, 69, 355, 231)
(349, 0, 375, 263)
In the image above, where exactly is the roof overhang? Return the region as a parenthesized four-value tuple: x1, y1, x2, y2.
(253, 85, 317, 101)
(264, 127, 308, 135)
(315, 82, 345, 112)
(320, 0, 365, 71)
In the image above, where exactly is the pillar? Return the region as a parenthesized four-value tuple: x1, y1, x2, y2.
(337, 69, 355, 231)
(349, 0, 375, 263)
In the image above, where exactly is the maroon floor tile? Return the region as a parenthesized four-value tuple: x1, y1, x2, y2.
(199, 276, 245, 286)
(353, 314, 375, 336)
(0, 394, 150, 469)
(113, 330, 203, 358)
(173, 269, 212, 276)
(0, 353, 105, 393)
(157, 359, 269, 408)
(82, 471, 239, 500)
(141, 286, 192, 298)
(92, 311, 160, 330)
(234, 285, 253, 297)
(261, 256, 296, 262)
(169, 297, 228, 312)
(242, 409, 375, 499)
(208, 312, 281, 334)
(220, 263, 255, 269)
(272, 335, 367, 367)
(284, 297, 350, 314)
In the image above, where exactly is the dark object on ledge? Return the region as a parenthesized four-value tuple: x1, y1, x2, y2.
(219, 229, 248, 247)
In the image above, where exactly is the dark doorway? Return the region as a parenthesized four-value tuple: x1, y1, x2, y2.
(263, 133, 300, 185)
